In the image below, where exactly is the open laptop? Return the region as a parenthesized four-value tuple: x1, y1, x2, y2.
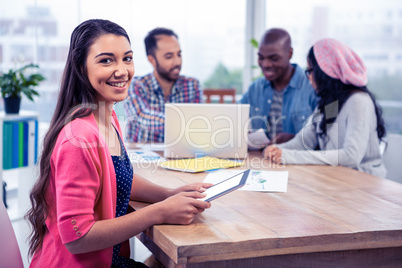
(164, 103, 250, 159)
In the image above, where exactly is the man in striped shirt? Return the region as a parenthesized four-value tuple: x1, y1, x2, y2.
(124, 28, 202, 143)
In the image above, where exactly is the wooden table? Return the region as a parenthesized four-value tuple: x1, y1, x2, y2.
(130, 151, 402, 267)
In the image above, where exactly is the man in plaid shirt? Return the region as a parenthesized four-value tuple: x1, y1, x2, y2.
(124, 28, 202, 143)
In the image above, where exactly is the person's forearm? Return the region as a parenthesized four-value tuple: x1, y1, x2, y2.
(66, 185, 210, 254)
(65, 202, 164, 254)
(281, 147, 361, 167)
(130, 174, 171, 203)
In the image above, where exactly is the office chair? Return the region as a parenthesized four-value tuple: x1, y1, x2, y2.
(0, 200, 24, 268)
(383, 133, 402, 183)
(203, 88, 236, 103)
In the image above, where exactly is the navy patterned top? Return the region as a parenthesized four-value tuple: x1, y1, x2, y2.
(110, 130, 135, 267)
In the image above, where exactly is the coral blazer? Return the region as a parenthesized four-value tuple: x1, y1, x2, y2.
(30, 111, 128, 267)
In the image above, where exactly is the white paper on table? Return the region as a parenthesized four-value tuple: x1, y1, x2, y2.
(126, 142, 165, 152)
(248, 129, 270, 150)
(203, 169, 288, 192)
(127, 148, 166, 163)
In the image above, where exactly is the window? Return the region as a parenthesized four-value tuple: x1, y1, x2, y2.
(1, 0, 401, 133)
(0, 0, 246, 122)
(266, 0, 402, 134)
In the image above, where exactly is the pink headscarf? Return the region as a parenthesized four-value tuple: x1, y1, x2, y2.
(313, 38, 367, 87)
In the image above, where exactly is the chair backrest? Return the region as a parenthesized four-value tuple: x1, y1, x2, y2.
(0, 201, 24, 268)
(203, 88, 236, 103)
(383, 133, 402, 183)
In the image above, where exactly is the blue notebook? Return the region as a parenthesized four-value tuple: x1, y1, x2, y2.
(3, 122, 13, 170)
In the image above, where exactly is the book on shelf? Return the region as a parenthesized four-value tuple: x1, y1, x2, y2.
(23, 121, 28, 166)
(11, 122, 19, 168)
(3, 122, 13, 170)
(28, 120, 38, 165)
(159, 156, 243, 173)
(2, 119, 38, 170)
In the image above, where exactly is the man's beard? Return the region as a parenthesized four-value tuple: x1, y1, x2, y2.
(155, 58, 181, 82)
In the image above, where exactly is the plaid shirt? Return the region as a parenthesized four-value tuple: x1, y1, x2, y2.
(123, 73, 202, 143)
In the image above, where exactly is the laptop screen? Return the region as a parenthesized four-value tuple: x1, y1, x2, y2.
(164, 103, 250, 159)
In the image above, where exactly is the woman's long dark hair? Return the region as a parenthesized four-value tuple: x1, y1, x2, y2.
(307, 47, 386, 140)
(25, 19, 130, 257)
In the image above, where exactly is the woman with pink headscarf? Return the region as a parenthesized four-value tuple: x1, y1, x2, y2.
(263, 38, 387, 178)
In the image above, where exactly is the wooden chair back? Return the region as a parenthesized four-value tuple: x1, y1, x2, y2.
(203, 88, 236, 103)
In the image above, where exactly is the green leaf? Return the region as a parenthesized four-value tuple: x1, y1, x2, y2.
(250, 38, 259, 49)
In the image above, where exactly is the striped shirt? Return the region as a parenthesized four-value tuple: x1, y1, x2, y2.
(267, 89, 285, 139)
(123, 73, 202, 143)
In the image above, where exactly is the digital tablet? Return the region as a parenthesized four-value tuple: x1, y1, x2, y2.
(200, 169, 250, 202)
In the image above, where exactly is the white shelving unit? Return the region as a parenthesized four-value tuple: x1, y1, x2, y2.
(1, 110, 39, 219)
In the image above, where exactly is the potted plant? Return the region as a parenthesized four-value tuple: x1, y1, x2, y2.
(0, 63, 45, 114)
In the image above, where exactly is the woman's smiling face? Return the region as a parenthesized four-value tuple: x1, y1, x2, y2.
(86, 34, 135, 106)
